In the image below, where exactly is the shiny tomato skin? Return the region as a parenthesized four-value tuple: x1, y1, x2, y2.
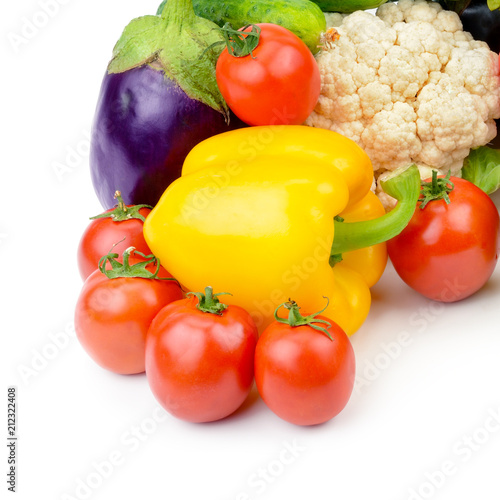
(387, 177, 500, 302)
(254, 317, 355, 426)
(216, 23, 321, 126)
(145, 296, 259, 423)
(75, 266, 182, 375)
(77, 206, 152, 281)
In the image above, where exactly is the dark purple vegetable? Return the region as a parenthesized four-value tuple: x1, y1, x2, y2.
(90, 65, 243, 208)
(90, 0, 244, 209)
(491, 121, 500, 149)
(439, 0, 500, 53)
(458, 0, 500, 149)
(460, 0, 500, 53)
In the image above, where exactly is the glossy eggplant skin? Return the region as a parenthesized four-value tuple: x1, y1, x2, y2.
(458, 0, 500, 149)
(460, 0, 500, 53)
(90, 65, 243, 209)
(490, 120, 500, 149)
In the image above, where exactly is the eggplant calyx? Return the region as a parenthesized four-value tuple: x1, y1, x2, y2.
(107, 0, 229, 120)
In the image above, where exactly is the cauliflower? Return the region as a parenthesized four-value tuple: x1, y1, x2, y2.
(307, 0, 500, 208)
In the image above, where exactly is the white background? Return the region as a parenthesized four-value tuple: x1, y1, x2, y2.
(2, 1, 500, 500)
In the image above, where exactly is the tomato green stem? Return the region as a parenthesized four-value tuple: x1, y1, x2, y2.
(203, 23, 261, 59)
(274, 299, 333, 340)
(221, 23, 261, 58)
(330, 165, 421, 256)
(187, 286, 231, 315)
(419, 170, 454, 209)
(90, 190, 152, 223)
(98, 246, 172, 280)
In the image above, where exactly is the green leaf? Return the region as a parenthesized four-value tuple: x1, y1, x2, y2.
(488, 0, 500, 10)
(108, 16, 164, 74)
(107, 0, 229, 117)
(462, 147, 500, 195)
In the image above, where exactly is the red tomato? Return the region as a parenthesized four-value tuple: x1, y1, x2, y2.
(387, 176, 500, 302)
(254, 309, 355, 426)
(145, 290, 259, 423)
(77, 194, 152, 281)
(75, 255, 182, 375)
(215, 23, 321, 126)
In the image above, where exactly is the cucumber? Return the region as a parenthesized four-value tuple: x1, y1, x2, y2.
(156, 0, 326, 54)
(310, 0, 389, 13)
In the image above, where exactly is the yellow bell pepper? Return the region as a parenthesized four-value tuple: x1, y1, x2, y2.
(144, 126, 420, 335)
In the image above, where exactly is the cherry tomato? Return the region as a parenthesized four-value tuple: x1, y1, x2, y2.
(145, 288, 258, 423)
(77, 191, 152, 281)
(387, 175, 500, 302)
(254, 301, 355, 426)
(75, 250, 183, 375)
(215, 23, 321, 126)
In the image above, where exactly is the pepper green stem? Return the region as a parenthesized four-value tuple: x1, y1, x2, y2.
(187, 286, 231, 315)
(90, 190, 152, 222)
(330, 165, 421, 256)
(274, 298, 333, 340)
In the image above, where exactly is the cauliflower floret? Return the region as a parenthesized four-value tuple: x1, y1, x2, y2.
(446, 46, 500, 105)
(361, 101, 422, 171)
(378, 45, 430, 100)
(416, 75, 493, 157)
(433, 8, 463, 33)
(358, 81, 393, 118)
(311, 0, 500, 209)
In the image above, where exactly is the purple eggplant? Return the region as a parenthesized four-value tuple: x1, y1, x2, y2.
(460, 0, 500, 53)
(90, 0, 243, 209)
(90, 66, 243, 208)
(455, 0, 500, 149)
(439, 0, 500, 53)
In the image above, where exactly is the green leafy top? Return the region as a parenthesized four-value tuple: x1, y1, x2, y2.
(108, 0, 229, 119)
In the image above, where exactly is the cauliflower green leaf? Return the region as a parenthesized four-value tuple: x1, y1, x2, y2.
(462, 146, 500, 195)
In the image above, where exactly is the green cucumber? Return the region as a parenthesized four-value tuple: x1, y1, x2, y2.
(156, 0, 326, 54)
(310, 0, 389, 13)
